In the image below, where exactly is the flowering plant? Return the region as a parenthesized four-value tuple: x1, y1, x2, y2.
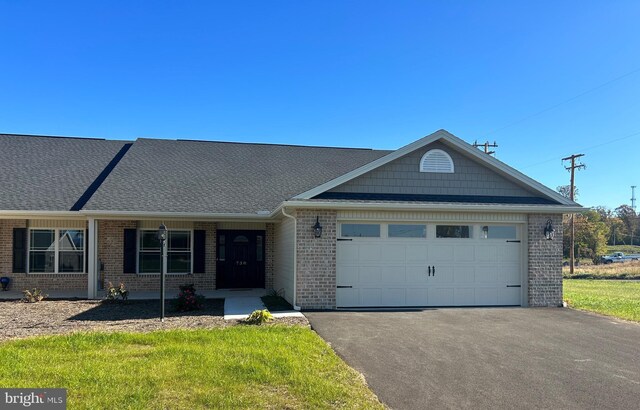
(173, 284, 205, 311)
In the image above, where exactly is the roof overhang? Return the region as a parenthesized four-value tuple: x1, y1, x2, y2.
(0, 210, 87, 220)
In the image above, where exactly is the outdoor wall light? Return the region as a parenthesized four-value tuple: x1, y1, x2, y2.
(543, 219, 555, 241)
(313, 216, 323, 238)
(157, 223, 168, 242)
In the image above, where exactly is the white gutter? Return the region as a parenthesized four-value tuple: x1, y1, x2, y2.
(0, 210, 87, 219)
(80, 210, 275, 221)
(280, 200, 586, 214)
(281, 207, 301, 311)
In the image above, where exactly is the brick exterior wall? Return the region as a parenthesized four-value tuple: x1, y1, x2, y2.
(527, 214, 564, 307)
(265, 223, 275, 290)
(0, 219, 87, 292)
(98, 220, 218, 293)
(295, 209, 337, 309)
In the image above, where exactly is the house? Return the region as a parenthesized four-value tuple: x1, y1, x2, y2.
(0, 130, 582, 309)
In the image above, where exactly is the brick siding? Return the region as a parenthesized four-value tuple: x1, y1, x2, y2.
(527, 214, 564, 307)
(0, 219, 87, 292)
(98, 220, 218, 293)
(295, 209, 337, 309)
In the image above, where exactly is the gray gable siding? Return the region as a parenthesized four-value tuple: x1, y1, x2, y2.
(328, 141, 537, 197)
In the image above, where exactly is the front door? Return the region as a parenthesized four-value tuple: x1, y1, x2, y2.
(216, 230, 265, 288)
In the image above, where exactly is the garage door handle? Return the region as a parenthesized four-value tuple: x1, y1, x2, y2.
(337, 238, 353, 241)
(428, 266, 431, 276)
(506, 285, 521, 288)
(432, 266, 435, 276)
(506, 240, 521, 243)
(337, 285, 353, 288)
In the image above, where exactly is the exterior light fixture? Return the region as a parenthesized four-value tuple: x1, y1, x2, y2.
(313, 216, 323, 238)
(543, 219, 555, 241)
(157, 224, 168, 321)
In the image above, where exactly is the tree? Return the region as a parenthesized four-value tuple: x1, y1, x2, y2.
(615, 205, 638, 245)
(557, 185, 579, 200)
(563, 210, 610, 263)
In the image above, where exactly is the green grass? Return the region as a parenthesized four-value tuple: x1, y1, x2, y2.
(0, 327, 382, 409)
(564, 279, 640, 322)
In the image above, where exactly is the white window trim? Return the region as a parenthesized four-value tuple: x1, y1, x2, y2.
(420, 149, 455, 173)
(136, 229, 194, 275)
(27, 227, 86, 274)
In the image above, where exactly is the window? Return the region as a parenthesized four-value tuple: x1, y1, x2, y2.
(436, 225, 471, 238)
(481, 225, 517, 239)
(138, 230, 192, 274)
(388, 224, 426, 238)
(420, 149, 454, 173)
(341, 224, 381, 238)
(29, 229, 85, 273)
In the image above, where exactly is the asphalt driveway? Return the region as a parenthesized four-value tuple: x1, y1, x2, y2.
(305, 308, 640, 409)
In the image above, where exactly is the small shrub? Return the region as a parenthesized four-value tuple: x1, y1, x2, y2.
(173, 284, 205, 311)
(22, 288, 47, 303)
(105, 282, 129, 301)
(244, 309, 274, 325)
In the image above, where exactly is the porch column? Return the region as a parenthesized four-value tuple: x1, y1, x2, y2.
(87, 217, 99, 299)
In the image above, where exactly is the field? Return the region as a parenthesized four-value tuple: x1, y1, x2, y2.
(0, 327, 383, 409)
(606, 244, 640, 254)
(563, 260, 640, 279)
(564, 280, 640, 322)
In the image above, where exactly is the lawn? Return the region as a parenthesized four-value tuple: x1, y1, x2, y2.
(0, 326, 383, 409)
(563, 279, 640, 322)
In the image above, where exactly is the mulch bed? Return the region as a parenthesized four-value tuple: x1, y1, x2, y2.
(0, 299, 308, 342)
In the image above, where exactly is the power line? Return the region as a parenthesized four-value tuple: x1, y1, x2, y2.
(521, 129, 640, 169)
(484, 66, 640, 136)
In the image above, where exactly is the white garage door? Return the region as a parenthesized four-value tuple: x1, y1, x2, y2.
(336, 222, 523, 307)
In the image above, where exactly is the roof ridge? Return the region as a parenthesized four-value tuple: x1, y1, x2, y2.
(0, 132, 110, 141)
(171, 138, 387, 151)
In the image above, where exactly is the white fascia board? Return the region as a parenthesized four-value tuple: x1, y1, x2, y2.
(80, 210, 276, 221)
(282, 200, 586, 214)
(293, 129, 576, 206)
(0, 210, 87, 220)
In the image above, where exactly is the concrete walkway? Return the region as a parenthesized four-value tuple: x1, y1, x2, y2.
(223, 296, 304, 320)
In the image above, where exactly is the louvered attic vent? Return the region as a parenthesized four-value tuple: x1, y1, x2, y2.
(419, 149, 454, 173)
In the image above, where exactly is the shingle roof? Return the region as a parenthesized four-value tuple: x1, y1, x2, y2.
(0, 134, 130, 211)
(83, 138, 391, 214)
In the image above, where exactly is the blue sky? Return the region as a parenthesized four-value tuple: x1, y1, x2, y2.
(1, 1, 639, 210)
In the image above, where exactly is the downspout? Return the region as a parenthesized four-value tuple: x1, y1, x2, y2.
(281, 207, 301, 311)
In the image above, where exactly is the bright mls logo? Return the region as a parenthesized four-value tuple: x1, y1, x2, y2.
(1, 389, 66, 409)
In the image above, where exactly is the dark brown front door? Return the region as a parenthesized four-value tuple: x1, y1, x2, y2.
(216, 230, 265, 288)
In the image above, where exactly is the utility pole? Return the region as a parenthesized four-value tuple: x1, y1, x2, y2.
(562, 154, 586, 274)
(473, 140, 498, 156)
(632, 186, 637, 246)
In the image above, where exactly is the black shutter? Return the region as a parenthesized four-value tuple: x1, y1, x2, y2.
(12, 228, 27, 273)
(193, 230, 206, 273)
(84, 230, 89, 273)
(123, 229, 137, 273)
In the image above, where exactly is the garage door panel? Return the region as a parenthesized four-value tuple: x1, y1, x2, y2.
(475, 287, 499, 305)
(381, 288, 406, 306)
(406, 266, 428, 283)
(499, 244, 521, 262)
(454, 288, 474, 305)
(359, 244, 382, 262)
(498, 287, 521, 305)
(360, 288, 382, 306)
(380, 266, 407, 283)
(429, 265, 454, 284)
(359, 266, 382, 284)
(430, 245, 453, 262)
(337, 266, 358, 286)
(454, 245, 475, 262)
(475, 266, 498, 283)
(337, 244, 358, 263)
(336, 288, 359, 307)
(476, 245, 498, 262)
(381, 244, 407, 262)
(406, 245, 428, 262)
(406, 288, 428, 305)
(453, 266, 474, 284)
(429, 287, 454, 306)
